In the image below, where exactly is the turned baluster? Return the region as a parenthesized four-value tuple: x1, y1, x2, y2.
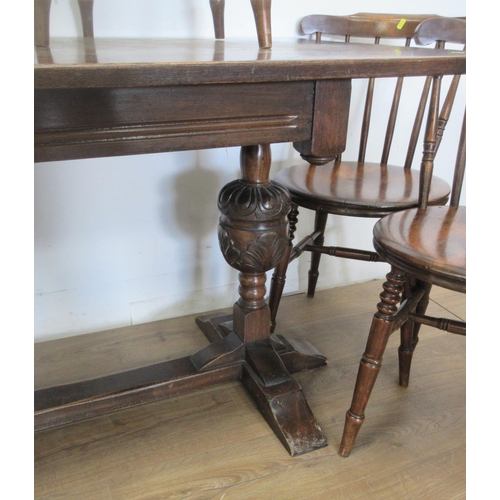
(218, 145, 291, 342)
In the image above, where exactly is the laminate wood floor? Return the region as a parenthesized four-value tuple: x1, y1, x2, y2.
(34, 279, 466, 499)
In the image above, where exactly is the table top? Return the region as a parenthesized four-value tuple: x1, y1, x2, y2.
(34, 37, 466, 89)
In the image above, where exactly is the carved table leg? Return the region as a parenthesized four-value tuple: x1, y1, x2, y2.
(196, 311, 327, 375)
(242, 338, 327, 456)
(194, 80, 354, 454)
(197, 145, 327, 374)
(196, 144, 327, 455)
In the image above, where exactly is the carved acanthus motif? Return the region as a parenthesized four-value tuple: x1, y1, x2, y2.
(219, 228, 288, 273)
(218, 180, 291, 221)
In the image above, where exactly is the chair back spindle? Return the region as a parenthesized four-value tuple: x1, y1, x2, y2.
(403, 75, 433, 168)
(412, 17, 466, 208)
(418, 73, 443, 210)
(450, 112, 466, 207)
(414, 20, 466, 167)
(381, 39, 410, 165)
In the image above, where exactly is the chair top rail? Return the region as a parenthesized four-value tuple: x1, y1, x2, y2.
(414, 17, 466, 46)
(300, 13, 441, 40)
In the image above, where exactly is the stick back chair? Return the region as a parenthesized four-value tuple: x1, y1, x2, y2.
(268, 13, 465, 333)
(338, 16, 466, 457)
(34, 0, 272, 49)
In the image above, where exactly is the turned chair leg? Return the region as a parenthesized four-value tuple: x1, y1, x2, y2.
(77, 0, 94, 38)
(398, 281, 431, 387)
(209, 0, 225, 39)
(307, 211, 328, 298)
(269, 204, 299, 333)
(250, 0, 272, 49)
(339, 267, 405, 457)
(35, 0, 52, 47)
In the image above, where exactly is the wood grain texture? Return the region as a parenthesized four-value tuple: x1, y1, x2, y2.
(373, 206, 465, 291)
(35, 81, 314, 162)
(274, 162, 451, 214)
(35, 280, 465, 499)
(34, 38, 466, 89)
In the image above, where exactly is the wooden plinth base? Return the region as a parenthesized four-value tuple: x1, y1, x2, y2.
(35, 312, 327, 456)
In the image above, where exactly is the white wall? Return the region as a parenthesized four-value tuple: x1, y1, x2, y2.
(35, 0, 466, 342)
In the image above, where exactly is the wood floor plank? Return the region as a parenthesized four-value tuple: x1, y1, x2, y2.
(35, 315, 210, 389)
(34, 280, 466, 499)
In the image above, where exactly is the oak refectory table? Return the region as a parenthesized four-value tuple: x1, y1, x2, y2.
(34, 37, 465, 456)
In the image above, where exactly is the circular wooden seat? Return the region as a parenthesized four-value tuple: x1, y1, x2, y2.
(274, 161, 451, 216)
(372, 205, 465, 292)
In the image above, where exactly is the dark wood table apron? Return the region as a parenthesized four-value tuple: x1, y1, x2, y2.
(34, 38, 465, 456)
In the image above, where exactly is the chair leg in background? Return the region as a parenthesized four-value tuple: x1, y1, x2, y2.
(398, 281, 431, 387)
(269, 245, 292, 333)
(269, 205, 299, 333)
(307, 211, 328, 298)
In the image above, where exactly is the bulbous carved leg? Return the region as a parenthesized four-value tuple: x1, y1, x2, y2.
(339, 267, 405, 457)
(214, 144, 327, 454)
(218, 144, 291, 342)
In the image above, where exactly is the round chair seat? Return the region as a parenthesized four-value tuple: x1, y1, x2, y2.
(373, 205, 466, 292)
(274, 161, 451, 216)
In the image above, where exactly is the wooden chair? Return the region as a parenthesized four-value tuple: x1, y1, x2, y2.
(338, 17, 466, 457)
(268, 13, 465, 333)
(34, 0, 272, 49)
